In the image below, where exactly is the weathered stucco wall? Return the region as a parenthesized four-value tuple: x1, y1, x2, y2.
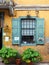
(14, 0, 49, 5)
(1, 9, 49, 62)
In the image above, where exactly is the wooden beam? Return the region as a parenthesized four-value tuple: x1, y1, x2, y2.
(14, 4, 49, 10)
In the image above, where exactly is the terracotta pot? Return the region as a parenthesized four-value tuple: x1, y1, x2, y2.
(28, 62, 33, 65)
(16, 59, 21, 65)
(8, 57, 16, 64)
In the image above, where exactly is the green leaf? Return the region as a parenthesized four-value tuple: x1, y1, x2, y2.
(22, 48, 42, 62)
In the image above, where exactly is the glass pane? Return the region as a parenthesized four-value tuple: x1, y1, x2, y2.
(27, 30, 29, 35)
(23, 24, 26, 28)
(30, 20, 33, 28)
(33, 21, 35, 28)
(22, 20, 24, 28)
(33, 20, 35, 24)
(24, 30, 26, 35)
(24, 20, 26, 24)
(27, 24, 29, 28)
(33, 36, 35, 41)
(33, 24, 35, 28)
(30, 24, 32, 28)
(23, 20, 26, 28)
(27, 20, 29, 24)
(32, 30, 35, 35)
(22, 20, 24, 24)
(22, 30, 24, 35)
(21, 19, 36, 43)
(22, 23, 24, 28)
(30, 20, 32, 24)
(30, 30, 32, 35)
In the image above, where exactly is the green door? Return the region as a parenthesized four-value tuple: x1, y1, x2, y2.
(36, 18, 44, 44)
(12, 18, 21, 44)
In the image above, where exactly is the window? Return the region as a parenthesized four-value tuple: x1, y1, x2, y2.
(12, 17, 44, 45)
(21, 18, 36, 44)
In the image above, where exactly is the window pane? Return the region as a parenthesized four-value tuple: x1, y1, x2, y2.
(30, 24, 32, 28)
(32, 30, 35, 35)
(27, 30, 29, 35)
(23, 20, 26, 28)
(30, 20, 32, 24)
(21, 19, 36, 43)
(23, 24, 26, 28)
(22, 30, 24, 35)
(22, 23, 24, 28)
(24, 20, 26, 24)
(32, 20, 35, 28)
(22, 20, 24, 28)
(30, 30, 32, 35)
(33, 22, 35, 25)
(33, 24, 35, 28)
(30, 20, 33, 28)
(27, 20, 29, 24)
(27, 24, 29, 28)
(23, 30, 26, 35)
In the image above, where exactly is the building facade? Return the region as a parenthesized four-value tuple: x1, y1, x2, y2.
(0, 0, 49, 62)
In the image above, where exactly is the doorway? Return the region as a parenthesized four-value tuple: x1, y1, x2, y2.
(0, 12, 4, 49)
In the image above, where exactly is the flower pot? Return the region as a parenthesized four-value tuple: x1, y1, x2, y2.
(16, 59, 21, 65)
(28, 62, 33, 65)
(7, 57, 16, 64)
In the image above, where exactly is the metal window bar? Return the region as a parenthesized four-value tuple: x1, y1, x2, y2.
(21, 19, 36, 43)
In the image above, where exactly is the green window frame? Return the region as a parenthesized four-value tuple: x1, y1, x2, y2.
(12, 16, 44, 46)
(21, 18, 36, 45)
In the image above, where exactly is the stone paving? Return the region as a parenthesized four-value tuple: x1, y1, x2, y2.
(0, 57, 49, 65)
(0, 62, 49, 65)
(36, 63, 49, 65)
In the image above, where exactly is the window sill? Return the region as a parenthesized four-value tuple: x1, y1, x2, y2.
(21, 43, 36, 46)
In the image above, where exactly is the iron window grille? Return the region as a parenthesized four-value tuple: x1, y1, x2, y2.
(21, 18, 36, 44)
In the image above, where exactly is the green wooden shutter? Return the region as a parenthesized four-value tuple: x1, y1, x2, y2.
(36, 18, 44, 44)
(12, 18, 21, 44)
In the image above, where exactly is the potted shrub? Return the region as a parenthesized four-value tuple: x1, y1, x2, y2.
(16, 53, 21, 65)
(0, 46, 18, 64)
(22, 48, 42, 65)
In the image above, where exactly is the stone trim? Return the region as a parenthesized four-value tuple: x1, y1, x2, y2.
(14, 4, 49, 10)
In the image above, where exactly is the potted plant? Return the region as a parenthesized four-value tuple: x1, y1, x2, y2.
(22, 48, 42, 65)
(0, 46, 18, 64)
(16, 53, 21, 65)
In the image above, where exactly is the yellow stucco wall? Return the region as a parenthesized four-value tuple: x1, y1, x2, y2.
(1, 10, 49, 62)
(0, 0, 49, 62)
(14, 0, 49, 5)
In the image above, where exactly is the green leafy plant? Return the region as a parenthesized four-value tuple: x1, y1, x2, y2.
(22, 48, 42, 63)
(0, 47, 18, 64)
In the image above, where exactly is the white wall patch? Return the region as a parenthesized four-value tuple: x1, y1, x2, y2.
(5, 37, 9, 42)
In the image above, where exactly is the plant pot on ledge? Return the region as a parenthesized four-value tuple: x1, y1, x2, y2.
(22, 48, 42, 65)
(0, 47, 18, 64)
(27, 62, 33, 65)
(16, 53, 21, 65)
(16, 59, 21, 65)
